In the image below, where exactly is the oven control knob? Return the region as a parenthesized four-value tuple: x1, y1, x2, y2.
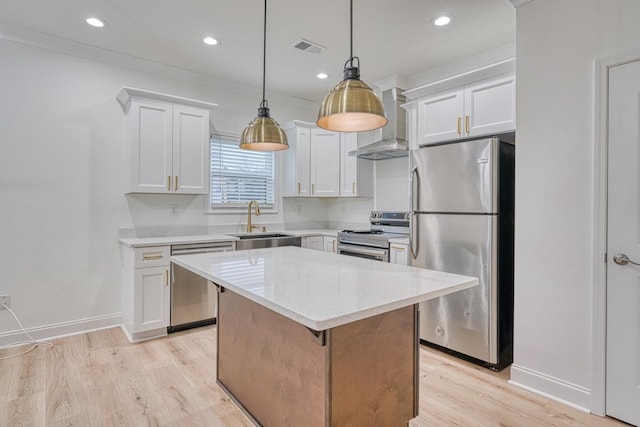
(435, 326, 445, 336)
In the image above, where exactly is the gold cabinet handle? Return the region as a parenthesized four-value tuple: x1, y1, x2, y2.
(391, 246, 406, 251)
(457, 117, 462, 135)
(352, 182, 356, 194)
(165, 269, 169, 286)
(143, 253, 164, 261)
(297, 182, 301, 195)
(174, 176, 178, 191)
(465, 115, 470, 134)
(167, 176, 171, 191)
(333, 240, 336, 252)
(311, 183, 315, 195)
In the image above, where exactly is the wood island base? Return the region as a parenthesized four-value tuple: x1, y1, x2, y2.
(216, 288, 418, 427)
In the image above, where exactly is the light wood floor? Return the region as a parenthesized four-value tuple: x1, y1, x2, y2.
(0, 326, 628, 427)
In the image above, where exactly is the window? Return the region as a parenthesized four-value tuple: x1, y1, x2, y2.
(209, 136, 275, 210)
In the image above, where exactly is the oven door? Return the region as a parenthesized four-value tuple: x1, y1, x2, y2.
(337, 243, 389, 262)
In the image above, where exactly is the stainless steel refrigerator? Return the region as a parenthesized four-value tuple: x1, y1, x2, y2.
(409, 136, 514, 370)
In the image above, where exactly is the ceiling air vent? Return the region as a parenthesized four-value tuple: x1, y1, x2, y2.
(292, 38, 326, 55)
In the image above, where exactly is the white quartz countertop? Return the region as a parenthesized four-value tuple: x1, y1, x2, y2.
(118, 229, 340, 247)
(171, 246, 477, 331)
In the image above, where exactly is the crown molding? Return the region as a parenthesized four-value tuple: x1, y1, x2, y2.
(509, 0, 535, 7)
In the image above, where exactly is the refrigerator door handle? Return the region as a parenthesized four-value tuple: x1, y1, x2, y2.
(410, 213, 419, 260)
(410, 166, 419, 212)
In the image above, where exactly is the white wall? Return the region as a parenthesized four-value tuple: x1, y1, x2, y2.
(375, 157, 410, 212)
(0, 28, 316, 340)
(511, 0, 640, 410)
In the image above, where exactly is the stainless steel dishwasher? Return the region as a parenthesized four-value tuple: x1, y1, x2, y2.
(169, 241, 234, 332)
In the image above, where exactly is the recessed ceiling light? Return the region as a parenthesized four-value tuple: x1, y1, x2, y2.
(317, 73, 328, 79)
(203, 37, 219, 46)
(86, 17, 105, 28)
(433, 15, 452, 27)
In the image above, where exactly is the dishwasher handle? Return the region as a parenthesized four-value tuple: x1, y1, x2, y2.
(172, 247, 232, 255)
(171, 242, 235, 255)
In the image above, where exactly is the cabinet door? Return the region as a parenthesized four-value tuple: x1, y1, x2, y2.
(390, 244, 409, 265)
(464, 74, 515, 137)
(310, 129, 340, 197)
(302, 236, 323, 251)
(128, 99, 173, 193)
(340, 133, 358, 196)
(172, 105, 210, 194)
(417, 88, 464, 146)
(134, 266, 170, 332)
(324, 236, 337, 253)
(295, 127, 312, 196)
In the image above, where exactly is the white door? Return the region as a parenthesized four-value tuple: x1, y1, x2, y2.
(340, 132, 358, 197)
(310, 129, 340, 197)
(172, 105, 209, 194)
(606, 59, 640, 426)
(464, 74, 515, 138)
(134, 266, 170, 332)
(417, 88, 463, 145)
(295, 127, 311, 196)
(128, 99, 173, 193)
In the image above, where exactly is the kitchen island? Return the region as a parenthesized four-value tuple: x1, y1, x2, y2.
(171, 246, 477, 427)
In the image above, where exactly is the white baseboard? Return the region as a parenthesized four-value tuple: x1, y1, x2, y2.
(0, 313, 121, 348)
(509, 364, 591, 412)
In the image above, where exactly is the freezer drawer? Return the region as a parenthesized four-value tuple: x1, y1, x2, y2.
(411, 213, 498, 363)
(410, 138, 498, 213)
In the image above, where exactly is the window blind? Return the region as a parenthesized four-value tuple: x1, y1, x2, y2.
(210, 138, 275, 208)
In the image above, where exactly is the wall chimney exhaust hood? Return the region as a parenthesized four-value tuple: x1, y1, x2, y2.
(348, 87, 408, 160)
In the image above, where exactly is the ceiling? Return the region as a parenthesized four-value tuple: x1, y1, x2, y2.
(0, 0, 516, 102)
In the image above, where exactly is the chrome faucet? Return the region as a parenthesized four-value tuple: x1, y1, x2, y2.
(246, 200, 261, 233)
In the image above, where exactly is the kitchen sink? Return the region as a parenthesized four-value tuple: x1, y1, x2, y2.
(230, 233, 302, 250)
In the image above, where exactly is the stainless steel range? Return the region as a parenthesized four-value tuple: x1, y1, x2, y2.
(337, 211, 410, 262)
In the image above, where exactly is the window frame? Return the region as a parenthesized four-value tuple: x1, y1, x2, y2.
(206, 133, 281, 214)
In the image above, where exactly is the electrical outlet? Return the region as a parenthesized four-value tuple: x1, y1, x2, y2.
(170, 204, 179, 216)
(296, 205, 302, 215)
(0, 294, 11, 310)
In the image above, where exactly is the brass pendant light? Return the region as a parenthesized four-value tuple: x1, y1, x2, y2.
(240, 0, 288, 151)
(316, 0, 387, 132)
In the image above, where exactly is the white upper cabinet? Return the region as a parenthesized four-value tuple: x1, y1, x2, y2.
(172, 105, 210, 194)
(283, 121, 374, 199)
(417, 73, 515, 146)
(417, 89, 464, 145)
(283, 122, 313, 197)
(310, 128, 340, 197)
(464, 74, 515, 138)
(283, 122, 338, 198)
(117, 87, 215, 194)
(340, 132, 373, 197)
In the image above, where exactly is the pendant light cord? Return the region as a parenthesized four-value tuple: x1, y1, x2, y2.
(343, 0, 359, 74)
(350, 0, 353, 61)
(260, 0, 268, 109)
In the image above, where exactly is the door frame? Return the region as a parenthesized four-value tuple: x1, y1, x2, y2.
(592, 49, 640, 416)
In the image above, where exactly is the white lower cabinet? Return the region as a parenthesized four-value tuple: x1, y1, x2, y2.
(301, 236, 323, 251)
(390, 243, 409, 266)
(324, 236, 337, 253)
(120, 245, 171, 342)
(301, 235, 337, 252)
(134, 266, 170, 332)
